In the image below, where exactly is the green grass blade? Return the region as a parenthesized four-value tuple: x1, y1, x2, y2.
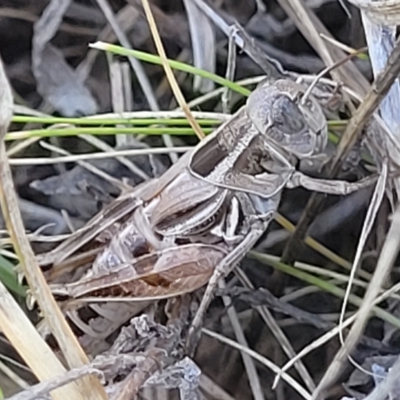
(0, 255, 27, 297)
(90, 42, 251, 97)
(12, 116, 221, 126)
(249, 250, 400, 328)
(5, 127, 214, 141)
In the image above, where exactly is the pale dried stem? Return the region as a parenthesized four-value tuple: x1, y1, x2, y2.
(202, 328, 312, 400)
(219, 279, 265, 400)
(9, 146, 192, 165)
(236, 268, 316, 393)
(139, 0, 205, 141)
(0, 57, 107, 400)
(95, 0, 178, 163)
(276, 281, 400, 383)
(0, 281, 76, 400)
(312, 204, 400, 399)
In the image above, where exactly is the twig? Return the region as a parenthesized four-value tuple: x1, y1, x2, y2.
(7, 367, 103, 400)
(338, 161, 387, 360)
(192, 0, 285, 78)
(6, 353, 143, 400)
(0, 355, 30, 390)
(301, 47, 367, 104)
(93, 0, 155, 112)
(221, 25, 238, 114)
(199, 374, 236, 400)
(104, 57, 150, 179)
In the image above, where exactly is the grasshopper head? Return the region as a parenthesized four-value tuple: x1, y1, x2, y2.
(246, 79, 328, 159)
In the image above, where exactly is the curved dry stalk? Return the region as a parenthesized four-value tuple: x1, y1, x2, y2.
(0, 56, 107, 400)
(202, 328, 312, 400)
(274, 281, 400, 387)
(338, 160, 387, 362)
(312, 204, 400, 399)
(236, 267, 316, 393)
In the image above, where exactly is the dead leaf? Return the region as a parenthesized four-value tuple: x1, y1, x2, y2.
(346, 355, 397, 388)
(143, 357, 202, 400)
(32, 0, 97, 116)
(30, 143, 167, 220)
(0, 198, 79, 235)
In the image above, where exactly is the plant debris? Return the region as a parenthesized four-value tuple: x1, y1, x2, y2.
(1, 1, 400, 400)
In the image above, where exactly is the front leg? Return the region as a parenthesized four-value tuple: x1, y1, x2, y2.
(288, 171, 376, 195)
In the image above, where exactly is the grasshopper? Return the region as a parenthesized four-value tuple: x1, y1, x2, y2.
(37, 78, 373, 351)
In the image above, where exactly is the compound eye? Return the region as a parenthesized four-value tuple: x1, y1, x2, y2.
(272, 96, 306, 135)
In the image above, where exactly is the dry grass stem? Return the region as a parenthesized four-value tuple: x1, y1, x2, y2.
(219, 279, 265, 400)
(0, 56, 107, 400)
(313, 204, 400, 399)
(140, 0, 205, 140)
(202, 328, 312, 400)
